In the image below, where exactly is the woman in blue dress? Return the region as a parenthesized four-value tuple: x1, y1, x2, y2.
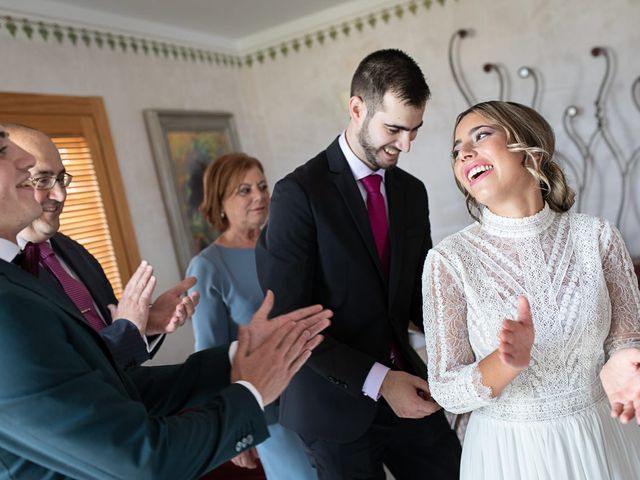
(187, 152, 318, 480)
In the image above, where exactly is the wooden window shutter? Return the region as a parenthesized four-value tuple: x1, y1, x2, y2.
(53, 135, 124, 296)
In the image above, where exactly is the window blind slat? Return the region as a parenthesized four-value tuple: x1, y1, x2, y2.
(52, 136, 123, 297)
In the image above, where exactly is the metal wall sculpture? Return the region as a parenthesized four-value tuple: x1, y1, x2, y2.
(448, 29, 640, 229)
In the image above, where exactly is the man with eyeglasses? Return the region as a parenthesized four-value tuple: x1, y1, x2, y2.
(7, 124, 198, 368)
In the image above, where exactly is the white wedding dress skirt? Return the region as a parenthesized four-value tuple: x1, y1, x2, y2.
(461, 396, 640, 479)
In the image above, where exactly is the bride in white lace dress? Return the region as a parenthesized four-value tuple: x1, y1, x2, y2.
(422, 101, 640, 479)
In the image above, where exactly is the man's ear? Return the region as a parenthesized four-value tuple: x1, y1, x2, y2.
(348, 96, 367, 126)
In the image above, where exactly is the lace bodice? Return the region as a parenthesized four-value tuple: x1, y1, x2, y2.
(422, 205, 640, 421)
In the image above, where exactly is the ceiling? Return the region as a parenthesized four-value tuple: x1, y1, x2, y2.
(53, 0, 349, 40)
(0, 0, 396, 52)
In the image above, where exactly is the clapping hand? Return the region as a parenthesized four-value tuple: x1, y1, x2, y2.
(244, 290, 332, 353)
(230, 290, 332, 405)
(498, 295, 535, 370)
(108, 261, 157, 334)
(600, 348, 640, 423)
(146, 276, 200, 335)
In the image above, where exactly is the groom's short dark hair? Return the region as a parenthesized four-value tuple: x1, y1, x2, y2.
(350, 49, 430, 114)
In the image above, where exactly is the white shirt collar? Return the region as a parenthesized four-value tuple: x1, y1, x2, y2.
(0, 238, 21, 262)
(16, 235, 28, 249)
(338, 131, 386, 183)
(16, 235, 52, 250)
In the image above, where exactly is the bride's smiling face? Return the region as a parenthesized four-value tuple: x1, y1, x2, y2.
(452, 112, 538, 210)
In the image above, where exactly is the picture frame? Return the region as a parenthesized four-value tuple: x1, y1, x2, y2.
(144, 109, 240, 273)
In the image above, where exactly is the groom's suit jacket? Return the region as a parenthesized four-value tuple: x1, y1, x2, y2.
(0, 259, 268, 479)
(256, 137, 441, 441)
(50, 232, 163, 368)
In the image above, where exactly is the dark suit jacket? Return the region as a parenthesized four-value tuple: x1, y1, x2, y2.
(51, 232, 163, 368)
(256, 137, 434, 441)
(0, 259, 268, 479)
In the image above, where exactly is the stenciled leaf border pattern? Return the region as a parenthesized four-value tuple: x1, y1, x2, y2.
(0, 0, 455, 69)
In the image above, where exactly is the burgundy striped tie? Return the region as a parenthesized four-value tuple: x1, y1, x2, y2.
(37, 241, 106, 331)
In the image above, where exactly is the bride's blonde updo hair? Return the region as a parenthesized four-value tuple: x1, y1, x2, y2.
(453, 101, 575, 221)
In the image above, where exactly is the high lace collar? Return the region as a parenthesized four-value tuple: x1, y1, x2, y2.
(480, 203, 555, 237)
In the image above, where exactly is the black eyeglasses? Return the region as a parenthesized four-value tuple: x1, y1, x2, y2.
(29, 172, 73, 191)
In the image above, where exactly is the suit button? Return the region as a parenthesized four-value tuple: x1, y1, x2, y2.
(246, 434, 253, 445)
(235, 441, 243, 452)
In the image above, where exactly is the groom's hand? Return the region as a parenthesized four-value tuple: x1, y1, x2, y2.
(380, 371, 441, 418)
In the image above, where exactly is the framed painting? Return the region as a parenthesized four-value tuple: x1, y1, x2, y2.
(144, 109, 240, 273)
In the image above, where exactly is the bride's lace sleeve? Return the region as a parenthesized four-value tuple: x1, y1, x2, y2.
(601, 223, 640, 356)
(422, 249, 495, 414)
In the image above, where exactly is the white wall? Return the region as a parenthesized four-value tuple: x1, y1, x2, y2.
(0, 0, 638, 364)
(242, 0, 640, 250)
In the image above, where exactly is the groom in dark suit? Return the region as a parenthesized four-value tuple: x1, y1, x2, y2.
(256, 49, 461, 479)
(0, 123, 332, 479)
(7, 124, 199, 369)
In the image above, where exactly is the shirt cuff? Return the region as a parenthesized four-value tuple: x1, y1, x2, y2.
(362, 362, 390, 400)
(235, 381, 265, 411)
(229, 340, 238, 362)
(122, 322, 161, 353)
(140, 333, 150, 350)
(145, 334, 164, 353)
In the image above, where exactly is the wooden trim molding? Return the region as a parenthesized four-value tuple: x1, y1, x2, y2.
(0, 1, 455, 68)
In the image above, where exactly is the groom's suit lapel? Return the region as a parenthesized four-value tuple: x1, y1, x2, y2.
(385, 167, 406, 308)
(327, 140, 388, 286)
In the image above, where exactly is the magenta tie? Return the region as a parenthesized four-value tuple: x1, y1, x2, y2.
(361, 175, 406, 369)
(37, 241, 106, 331)
(361, 174, 390, 275)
